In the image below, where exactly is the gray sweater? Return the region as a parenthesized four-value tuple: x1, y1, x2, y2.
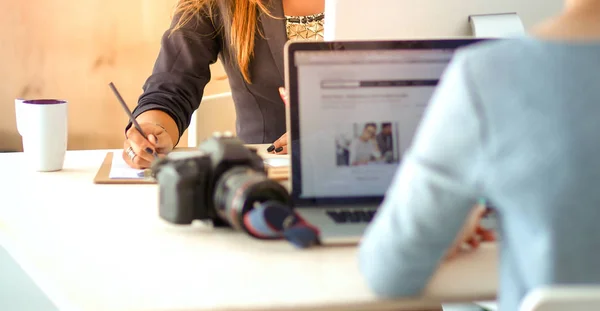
(358, 37, 600, 311)
(130, 0, 290, 144)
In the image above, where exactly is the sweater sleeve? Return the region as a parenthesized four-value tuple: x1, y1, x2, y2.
(130, 8, 222, 143)
(357, 50, 486, 297)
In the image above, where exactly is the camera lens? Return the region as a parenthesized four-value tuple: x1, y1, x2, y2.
(213, 166, 290, 236)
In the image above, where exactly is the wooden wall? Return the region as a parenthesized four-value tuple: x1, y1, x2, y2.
(0, 0, 230, 151)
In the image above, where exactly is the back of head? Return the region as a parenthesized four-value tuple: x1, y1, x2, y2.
(531, 0, 600, 40)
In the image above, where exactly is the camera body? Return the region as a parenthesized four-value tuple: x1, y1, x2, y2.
(151, 134, 290, 235)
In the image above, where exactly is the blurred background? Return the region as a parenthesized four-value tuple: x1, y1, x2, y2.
(0, 0, 230, 152)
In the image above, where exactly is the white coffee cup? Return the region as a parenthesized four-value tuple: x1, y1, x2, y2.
(15, 99, 68, 172)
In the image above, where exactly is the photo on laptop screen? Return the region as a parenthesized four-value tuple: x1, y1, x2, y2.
(334, 121, 400, 167)
(285, 40, 485, 204)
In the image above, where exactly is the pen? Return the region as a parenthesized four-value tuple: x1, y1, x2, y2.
(108, 82, 158, 159)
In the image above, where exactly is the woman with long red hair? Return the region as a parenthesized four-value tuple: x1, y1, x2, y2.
(123, 0, 324, 168)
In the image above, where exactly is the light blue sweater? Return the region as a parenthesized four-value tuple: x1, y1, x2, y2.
(358, 37, 600, 311)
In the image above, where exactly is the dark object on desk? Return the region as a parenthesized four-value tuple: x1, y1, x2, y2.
(244, 200, 319, 248)
(326, 210, 377, 224)
(151, 133, 291, 239)
(266, 144, 275, 153)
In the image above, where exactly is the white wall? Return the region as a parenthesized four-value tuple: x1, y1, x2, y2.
(325, 0, 564, 40)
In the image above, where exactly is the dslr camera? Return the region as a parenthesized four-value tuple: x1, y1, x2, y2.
(150, 133, 290, 237)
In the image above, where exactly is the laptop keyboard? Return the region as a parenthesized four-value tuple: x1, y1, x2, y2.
(326, 209, 377, 224)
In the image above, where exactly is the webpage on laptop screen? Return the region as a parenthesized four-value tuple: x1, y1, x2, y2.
(295, 49, 453, 198)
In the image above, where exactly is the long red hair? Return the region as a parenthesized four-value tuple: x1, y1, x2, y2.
(172, 0, 273, 83)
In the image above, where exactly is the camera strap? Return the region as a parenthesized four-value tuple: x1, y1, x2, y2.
(243, 201, 320, 248)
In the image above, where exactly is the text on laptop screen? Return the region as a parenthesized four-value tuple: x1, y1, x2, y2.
(295, 49, 454, 199)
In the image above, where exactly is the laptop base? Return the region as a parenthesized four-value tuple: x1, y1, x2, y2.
(295, 207, 377, 245)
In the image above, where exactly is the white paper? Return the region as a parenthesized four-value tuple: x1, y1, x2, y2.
(109, 152, 146, 179)
(475, 301, 498, 310)
(263, 157, 290, 168)
(470, 13, 525, 38)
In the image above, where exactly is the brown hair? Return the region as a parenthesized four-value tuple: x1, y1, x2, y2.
(171, 0, 273, 83)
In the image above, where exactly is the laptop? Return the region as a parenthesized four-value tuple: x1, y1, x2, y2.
(283, 39, 486, 245)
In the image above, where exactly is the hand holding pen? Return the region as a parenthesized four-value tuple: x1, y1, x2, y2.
(267, 87, 289, 155)
(109, 82, 174, 169)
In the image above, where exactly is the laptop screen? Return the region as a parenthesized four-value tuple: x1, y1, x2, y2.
(285, 40, 483, 206)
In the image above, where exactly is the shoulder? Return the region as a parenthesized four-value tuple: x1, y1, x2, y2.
(451, 37, 546, 75)
(439, 37, 554, 100)
(169, 1, 225, 33)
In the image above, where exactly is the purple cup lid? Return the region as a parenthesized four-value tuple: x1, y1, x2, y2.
(22, 99, 67, 105)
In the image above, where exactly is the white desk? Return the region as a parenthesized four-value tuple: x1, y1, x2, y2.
(0, 147, 498, 311)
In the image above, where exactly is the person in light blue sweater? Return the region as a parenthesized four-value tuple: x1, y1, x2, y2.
(358, 1, 600, 310)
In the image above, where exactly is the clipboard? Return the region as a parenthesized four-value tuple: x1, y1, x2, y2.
(93, 151, 289, 184)
(93, 152, 155, 184)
